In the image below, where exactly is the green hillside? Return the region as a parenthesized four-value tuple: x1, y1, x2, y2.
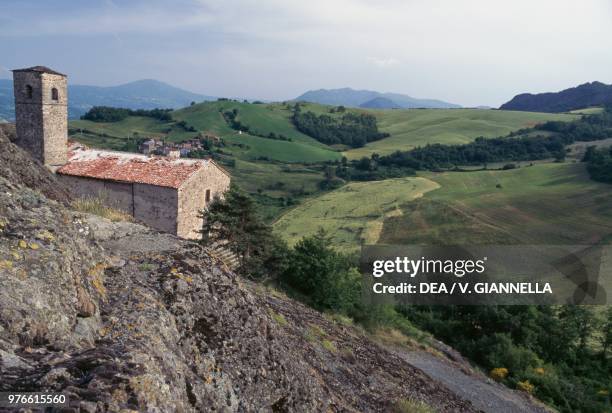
(69, 103, 577, 164)
(70, 101, 341, 163)
(273, 176, 441, 251)
(344, 108, 578, 159)
(70, 116, 198, 150)
(274, 163, 612, 251)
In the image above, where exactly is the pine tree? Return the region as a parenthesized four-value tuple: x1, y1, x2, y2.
(199, 185, 287, 279)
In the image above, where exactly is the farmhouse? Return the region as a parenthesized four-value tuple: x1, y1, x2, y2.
(12, 66, 230, 239)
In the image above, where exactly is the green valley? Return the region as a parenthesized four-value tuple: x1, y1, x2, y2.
(273, 163, 612, 251)
(68, 101, 602, 225)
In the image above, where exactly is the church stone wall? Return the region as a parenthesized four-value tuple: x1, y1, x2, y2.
(177, 162, 231, 239)
(60, 175, 179, 235)
(134, 183, 178, 235)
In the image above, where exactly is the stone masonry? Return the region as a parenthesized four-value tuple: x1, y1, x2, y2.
(13, 66, 68, 167)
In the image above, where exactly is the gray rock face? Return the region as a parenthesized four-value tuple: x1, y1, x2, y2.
(0, 135, 477, 412)
(0, 176, 329, 411)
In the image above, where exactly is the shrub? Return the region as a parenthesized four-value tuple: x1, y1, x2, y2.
(280, 229, 360, 312)
(483, 333, 542, 374)
(516, 380, 535, 394)
(490, 367, 509, 381)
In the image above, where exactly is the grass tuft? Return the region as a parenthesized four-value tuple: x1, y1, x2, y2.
(72, 196, 133, 222)
(391, 398, 437, 413)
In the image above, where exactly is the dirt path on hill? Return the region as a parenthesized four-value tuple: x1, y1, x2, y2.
(395, 349, 552, 413)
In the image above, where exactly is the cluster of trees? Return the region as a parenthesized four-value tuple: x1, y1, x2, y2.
(360, 106, 612, 172)
(175, 120, 197, 132)
(200, 186, 361, 313)
(81, 106, 173, 122)
(402, 305, 612, 413)
(292, 107, 389, 148)
(375, 135, 569, 170)
(583, 146, 612, 183)
(319, 156, 416, 186)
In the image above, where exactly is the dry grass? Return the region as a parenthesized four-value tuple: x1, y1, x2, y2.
(72, 196, 133, 222)
(392, 398, 437, 413)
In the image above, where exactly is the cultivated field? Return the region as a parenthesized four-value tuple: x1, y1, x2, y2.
(344, 109, 578, 159)
(275, 163, 612, 250)
(273, 177, 440, 251)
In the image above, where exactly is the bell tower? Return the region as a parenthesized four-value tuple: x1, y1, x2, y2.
(12, 66, 68, 168)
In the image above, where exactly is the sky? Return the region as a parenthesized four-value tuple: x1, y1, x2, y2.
(1, 0, 612, 107)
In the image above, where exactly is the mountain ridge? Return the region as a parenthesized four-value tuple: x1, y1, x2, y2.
(295, 87, 461, 109)
(500, 81, 612, 112)
(0, 78, 216, 120)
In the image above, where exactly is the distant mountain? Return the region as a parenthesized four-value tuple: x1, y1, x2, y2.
(359, 97, 401, 109)
(500, 81, 612, 113)
(0, 78, 215, 120)
(295, 87, 461, 109)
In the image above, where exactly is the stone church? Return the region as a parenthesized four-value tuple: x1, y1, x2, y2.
(12, 66, 230, 239)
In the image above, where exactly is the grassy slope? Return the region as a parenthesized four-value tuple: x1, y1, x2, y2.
(172, 101, 341, 163)
(344, 109, 578, 159)
(69, 104, 575, 164)
(568, 107, 604, 115)
(273, 177, 440, 252)
(70, 102, 341, 163)
(275, 163, 612, 251)
(231, 159, 324, 221)
(380, 163, 612, 245)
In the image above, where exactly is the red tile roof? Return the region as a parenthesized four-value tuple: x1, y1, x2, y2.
(57, 144, 210, 188)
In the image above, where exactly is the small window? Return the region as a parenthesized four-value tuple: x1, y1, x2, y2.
(205, 189, 211, 203)
(51, 88, 59, 101)
(26, 85, 33, 99)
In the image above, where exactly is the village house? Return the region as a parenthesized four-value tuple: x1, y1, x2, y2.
(12, 66, 230, 239)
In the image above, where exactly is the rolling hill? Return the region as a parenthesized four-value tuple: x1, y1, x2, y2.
(68, 101, 581, 221)
(70, 101, 341, 164)
(500, 81, 612, 112)
(0, 78, 215, 120)
(295, 87, 461, 109)
(343, 108, 578, 159)
(274, 163, 612, 251)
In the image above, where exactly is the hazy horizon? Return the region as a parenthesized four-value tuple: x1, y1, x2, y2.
(2, 0, 612, 107)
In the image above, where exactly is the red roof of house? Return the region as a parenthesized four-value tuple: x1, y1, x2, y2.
(57, 144, 211, 188)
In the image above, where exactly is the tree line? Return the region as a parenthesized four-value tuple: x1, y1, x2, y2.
(291, 105, 389, 148)
(584, 146, 612, 183)
(335, 106, 612, 184)
(81, 106, 173, 122)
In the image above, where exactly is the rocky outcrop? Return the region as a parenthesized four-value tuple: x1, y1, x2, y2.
(0, 123, 72, 204)
(0, 135, 476, 412)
